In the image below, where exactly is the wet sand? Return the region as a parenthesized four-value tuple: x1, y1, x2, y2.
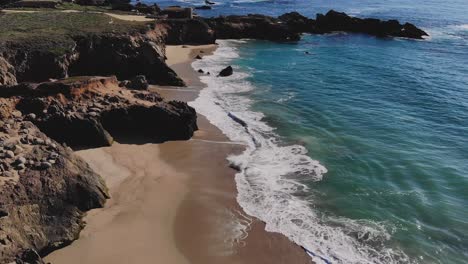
(45, 45, 311, 264)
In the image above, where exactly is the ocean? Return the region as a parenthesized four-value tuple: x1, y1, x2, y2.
(157, 0, 467, 263)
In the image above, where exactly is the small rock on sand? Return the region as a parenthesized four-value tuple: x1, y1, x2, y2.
(5, 151, 14, 158)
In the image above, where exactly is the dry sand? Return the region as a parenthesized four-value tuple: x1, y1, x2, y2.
(104, 13, 155, 22)
(45, 45, 312, 264)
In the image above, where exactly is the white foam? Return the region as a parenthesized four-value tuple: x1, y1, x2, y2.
(190, 40, 412, 264)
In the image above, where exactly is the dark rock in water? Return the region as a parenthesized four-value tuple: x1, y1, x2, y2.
(195, 55, 202, 59)
(160, 18, 216, 45)
(314, 10, 428, 39)
(205, 0, 215, 5)
(195, 5, 212, 10)
(127, 75, 149, 90)
(400, 22, 429, 39)
(218, 66, 233, 77)
(203, 15, 301, 41)
(278, 12, 316, 33)
(198, 69, 204, 73)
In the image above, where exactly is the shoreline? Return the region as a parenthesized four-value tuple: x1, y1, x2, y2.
(44, 44, 311, 264)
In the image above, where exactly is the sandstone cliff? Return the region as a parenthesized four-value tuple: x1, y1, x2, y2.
(0, 76, 198, 262)
(0, 12, 185, 87)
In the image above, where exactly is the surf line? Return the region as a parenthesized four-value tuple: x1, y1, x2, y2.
(227, 112, 335, 263)
(302, 246, 333, 264)
(227, 112, 259, 147)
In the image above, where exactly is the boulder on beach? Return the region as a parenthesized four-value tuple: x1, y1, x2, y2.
(127, 75, 149, 90)
(218, 66, 233, 77)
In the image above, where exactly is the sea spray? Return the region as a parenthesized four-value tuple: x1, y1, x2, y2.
(190, 40, 412, 264)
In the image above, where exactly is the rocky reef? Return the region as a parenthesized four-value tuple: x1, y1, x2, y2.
(313, 10, 428, 39)
(200, 11, 427, 41)
(0, 76, 197, 262)
(203, 14, 301, 41)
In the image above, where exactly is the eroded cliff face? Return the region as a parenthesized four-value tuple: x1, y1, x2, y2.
(0, 76, 198, 263)
(0, 57, 17, 86)
(0, 100, 109, 264)
(0, 27, 185, 87)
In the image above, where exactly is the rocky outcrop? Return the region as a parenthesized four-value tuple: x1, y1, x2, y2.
(0, 75, 198, 262)
(313, 10, 428, 39)
(278, 12, 316, 33)
(68, 31, 185, 86)
(127, 75, 149, 90)
(0, 25, 185, 87)
(0, 57, 17, 86)
(218, 66, 233, 77)
(201, 11, 427, 41)
(159, 18, 216, 45)
(9, 76, 197, 149)
(0, 98, 109, 263)
(203, 15, 301, 41)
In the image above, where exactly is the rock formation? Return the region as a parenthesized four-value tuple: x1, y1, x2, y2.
(0, 13, 185, 87)
(218, 66, 233, 77)
(203, 14, 301, 41)
(7, 76, 198, 149)
(278, 12, 316, 33)
(0, 97, 109, 263)
(313, 10, 428, 39)
(0, 75, 198, 262)
(200, 11, 427, 41)
(0, 57, 17, 86)
(158, 18, 216, 45)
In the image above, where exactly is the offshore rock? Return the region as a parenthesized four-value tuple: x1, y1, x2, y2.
(203, 15, 301, 41)
(314, 10, 428, 39)
(278, 12, 316, 33)
(218, 66, 233, 77)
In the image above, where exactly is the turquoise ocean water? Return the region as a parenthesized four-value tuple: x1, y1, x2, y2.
(155, 0, 468, 263)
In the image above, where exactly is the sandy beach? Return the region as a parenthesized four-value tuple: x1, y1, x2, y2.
(44, 45, 311, 264)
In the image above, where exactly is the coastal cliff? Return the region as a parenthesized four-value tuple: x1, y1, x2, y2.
(0, 12, 184, 87)
(0, 6, 429, 263)
(0, 76, 197, 263)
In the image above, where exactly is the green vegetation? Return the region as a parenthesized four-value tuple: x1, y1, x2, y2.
(2, 3, 133, 14)
(0, 11, 150, 55)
